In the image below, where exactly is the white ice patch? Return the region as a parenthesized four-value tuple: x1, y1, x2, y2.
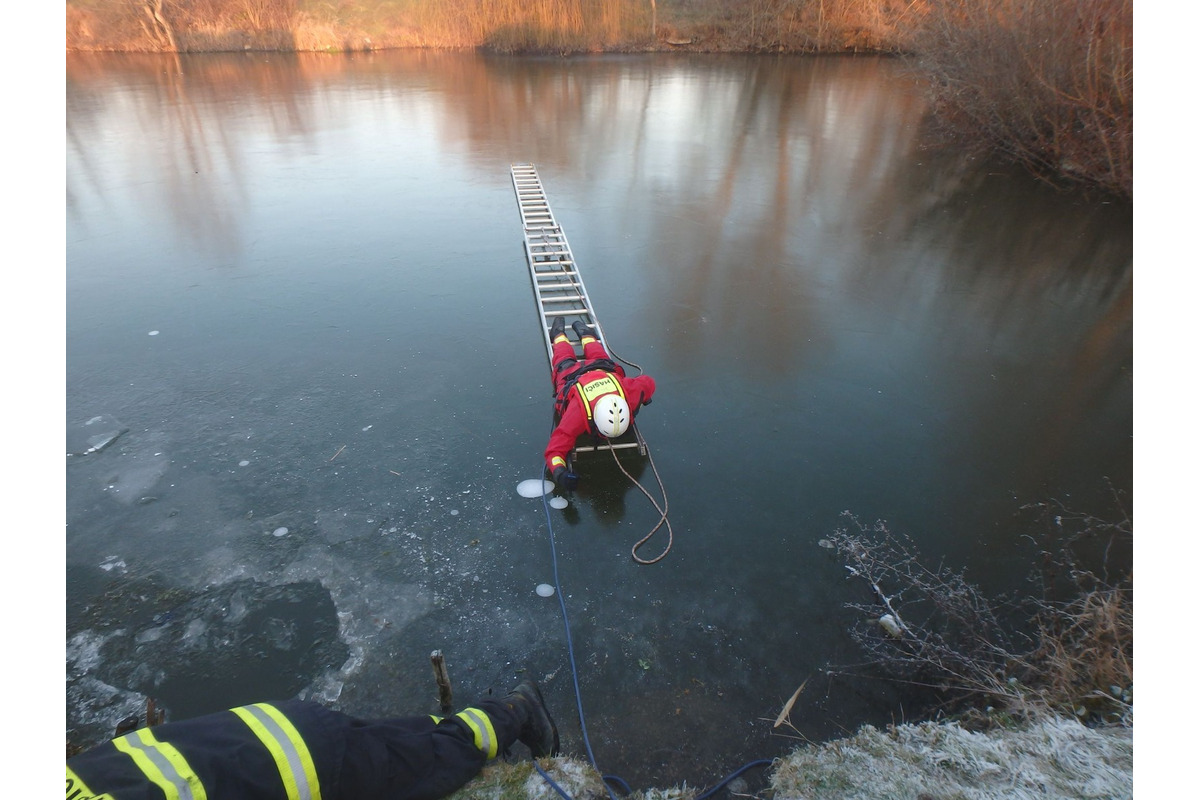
(536, 583, 556, 597)
(273, 527, 289, 537)
(99, 556, 126, 573)
(148, 330, 159, 336)
(67, 630, 122, 672)
(135, 626, 168, 644)
(517, 479, 554, 498)
(239, 460, 250, 467)
(549, 496, 569, 510)
(181, 618, 208, 644)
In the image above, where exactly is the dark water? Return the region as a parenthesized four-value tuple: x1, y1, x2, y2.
(65, 50, 1131, 789)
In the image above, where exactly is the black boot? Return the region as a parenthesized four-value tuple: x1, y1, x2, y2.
(549, 317, 566, 342)
(571, 320, 597, 340)
(504, 679, 560, 757)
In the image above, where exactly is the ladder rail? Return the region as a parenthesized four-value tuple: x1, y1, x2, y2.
(510, 163, 608, 366)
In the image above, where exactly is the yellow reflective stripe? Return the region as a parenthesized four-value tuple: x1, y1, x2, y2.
(112, 728, 207, 800)
(66, 765, 115, 799)
(575, 372, 625, 421)
(550, 456, 566, 468)
(578, 373, 622, 404)
(231, 704, 322, 800)
(455, 708, 499, 759)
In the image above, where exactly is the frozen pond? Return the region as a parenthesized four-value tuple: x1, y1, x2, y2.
(66, 50, 1132, 789)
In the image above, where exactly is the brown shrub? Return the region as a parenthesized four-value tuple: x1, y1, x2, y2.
(909, 0, 1132, 195)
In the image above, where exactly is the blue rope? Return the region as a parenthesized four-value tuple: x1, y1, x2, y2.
(693, 759, 776, 800)
(530, 470, 774, 800)
(533, 760, 579, 800)
(536, 479, 622, 800)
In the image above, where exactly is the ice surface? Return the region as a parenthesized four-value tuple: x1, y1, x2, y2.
(66, 414, 128, 456)
(517, 479, 554, 498)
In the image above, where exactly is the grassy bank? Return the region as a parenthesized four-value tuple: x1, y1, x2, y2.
(441, 711, 1132, 799)
(64, 0, 1131, 195)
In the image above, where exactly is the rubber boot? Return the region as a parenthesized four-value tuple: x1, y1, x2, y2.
(503, 680, 560, 757)
(571, 320, 598, 341)
(549, 317, 567, 342)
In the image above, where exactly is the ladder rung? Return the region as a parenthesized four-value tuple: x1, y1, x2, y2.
(574, 442, 641, 453)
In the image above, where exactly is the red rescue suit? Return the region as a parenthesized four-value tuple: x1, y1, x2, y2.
(545, 333, 655, 475)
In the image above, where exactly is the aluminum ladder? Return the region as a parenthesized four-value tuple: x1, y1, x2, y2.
(510, 162, 645, 457)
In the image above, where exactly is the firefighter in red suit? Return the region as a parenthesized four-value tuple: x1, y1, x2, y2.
(546, 317, 656, 489)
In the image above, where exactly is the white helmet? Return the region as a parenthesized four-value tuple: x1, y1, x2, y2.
(592, 395, 631, 438)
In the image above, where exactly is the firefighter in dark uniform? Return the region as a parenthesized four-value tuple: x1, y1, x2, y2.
(545, 317, 656, 489)
(66, 679, 558, 800)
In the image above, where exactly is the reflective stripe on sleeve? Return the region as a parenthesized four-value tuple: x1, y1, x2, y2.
(66, 765, 115, 799)
(112, 728, 207, 800)
(231, 704, 322, 800)
(455, 707, 499, 759)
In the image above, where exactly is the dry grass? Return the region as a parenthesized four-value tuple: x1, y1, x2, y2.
(62, 0, 948, 53)
(441, 756, 608, 800)
(769, 712, 1132, 800)
(1025, 584, 1132, 723)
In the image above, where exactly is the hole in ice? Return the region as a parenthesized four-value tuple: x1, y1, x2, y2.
(536, 583, 555, 597)
(516, 479, 554, 498)
(549, 496, 568, 510)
